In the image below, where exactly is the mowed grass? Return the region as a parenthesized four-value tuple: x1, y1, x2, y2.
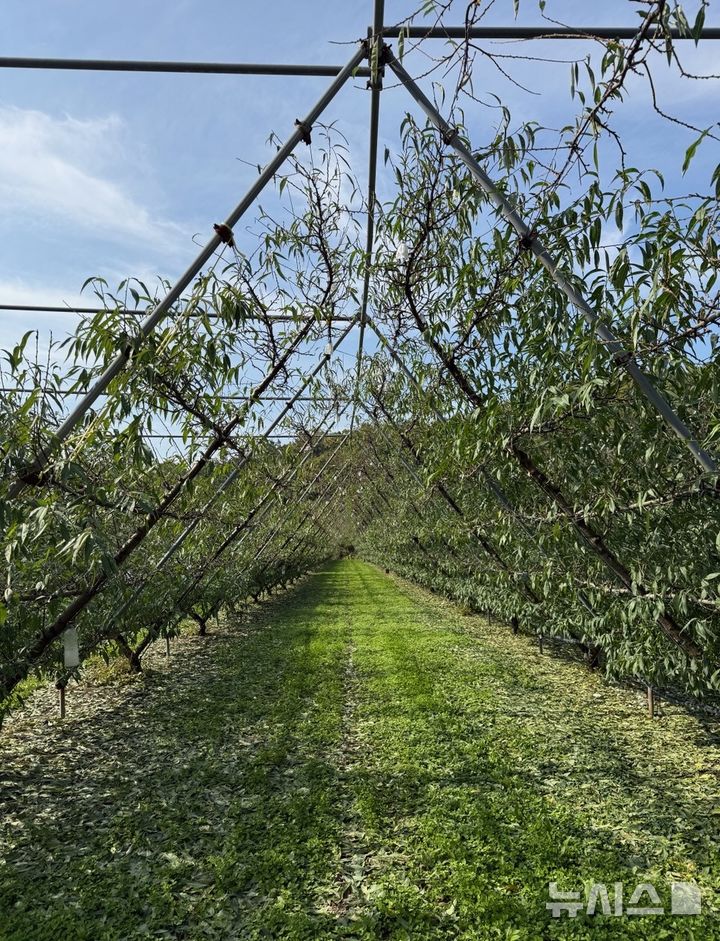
(0, 559, 718, 939)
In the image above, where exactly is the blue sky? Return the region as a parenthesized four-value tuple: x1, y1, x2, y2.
(0, 0, 718, 360)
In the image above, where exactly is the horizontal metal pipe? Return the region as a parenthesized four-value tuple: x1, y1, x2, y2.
(0, 388, 350, 402)
(0, 303, 355, 321)
(383, 25, 720, 39)
(126, 433, 319, 439)
(0, 55, 372, 76)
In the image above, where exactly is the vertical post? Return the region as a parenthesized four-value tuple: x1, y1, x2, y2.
(165, 636, 171, 657)
(57, 681, 66, 718)
(647, 684, 655, 718)
(538, 633, 544, 655)
(350, 3, 384, 431)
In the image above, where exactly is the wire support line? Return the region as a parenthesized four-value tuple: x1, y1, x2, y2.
(0, 388, 352, 402)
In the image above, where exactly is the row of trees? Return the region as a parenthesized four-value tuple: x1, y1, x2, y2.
(2, 0, 719, 713)
(0, 142, 360, 718)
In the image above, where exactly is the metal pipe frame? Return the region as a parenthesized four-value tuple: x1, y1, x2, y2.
(0, 313, 335, 698)
(106, 398, 340, 630)
(96, 433, 339, 440)
(4, 42, 367, 499)
(266, 464, 350, 566)
(119, 426, 352, 662)
(350, 0, 385, 432)
(120, 400, 350, 636)
(91, 315, 358, 629)
(0, 25, 715, 82)
(238, 460, 348, 578)
(177, 450, 351, 621)
(0, 55, 372, 76)
(386, 48, 718, 477)
(0, 303, 355, 321)
(383, 25, 720, 40)
(233, 446, 351, 577)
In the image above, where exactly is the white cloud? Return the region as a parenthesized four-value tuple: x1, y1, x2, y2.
(0, 106, 190, 253)
(0, 277, 85, 309)
(0, 277, 90, 355)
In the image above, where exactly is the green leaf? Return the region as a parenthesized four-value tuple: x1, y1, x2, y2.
(682, 129, 710, 174)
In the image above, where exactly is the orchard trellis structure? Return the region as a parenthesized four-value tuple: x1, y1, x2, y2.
(2, 0, 720, 717)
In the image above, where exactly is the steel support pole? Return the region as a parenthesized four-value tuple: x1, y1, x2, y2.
(0, 55, 372, 76)
(350, 2, 384, 432)
(385, 48, 718, 477)
(382, 25, 720, 40)
(5, 43, 367, 499)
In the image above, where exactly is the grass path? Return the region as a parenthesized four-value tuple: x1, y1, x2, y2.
(0, 559, 718, 939)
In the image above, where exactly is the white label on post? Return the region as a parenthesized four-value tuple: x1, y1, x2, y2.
(63, 627, 80, 668)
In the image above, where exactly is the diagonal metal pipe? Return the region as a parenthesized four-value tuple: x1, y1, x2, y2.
(104, 317, 357, 626)
(5, 43, 367, 499)
(386, 47, 718, 477)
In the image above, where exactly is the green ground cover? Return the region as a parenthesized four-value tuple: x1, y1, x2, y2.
(0, 559, 718, 939)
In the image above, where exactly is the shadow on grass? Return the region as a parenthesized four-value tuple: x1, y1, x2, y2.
(0, 561, 717, 940)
